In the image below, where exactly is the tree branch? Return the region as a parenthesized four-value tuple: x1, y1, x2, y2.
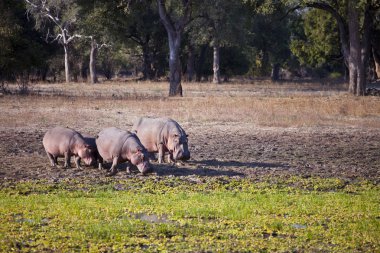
(305, 2, 349, 60)
(157, 0, 175, 33)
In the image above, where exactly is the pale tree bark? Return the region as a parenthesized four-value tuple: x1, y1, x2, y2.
(63, 44, 70, 83)
(89, 38, 98, 84)
(212, 45, 221, 84)
(25, 0, 81, 83)
(157, 0, 191, 96)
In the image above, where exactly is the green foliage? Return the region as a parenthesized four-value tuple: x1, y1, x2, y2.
(290, 9, 341, 68)
(247, 2, 292, 77)
(0, 0, 50, 82)
(27, 0, 80, 34)
(0, 176, 379, 252)
(189, 0, 248, 47)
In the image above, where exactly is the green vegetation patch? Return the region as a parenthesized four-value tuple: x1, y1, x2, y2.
(0, 177, 379, 252)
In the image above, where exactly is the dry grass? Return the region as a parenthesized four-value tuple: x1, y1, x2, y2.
(1, 80, 379, 131)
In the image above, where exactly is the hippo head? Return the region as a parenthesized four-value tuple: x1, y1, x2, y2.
(129, 146, 151, 175)
(77, 144, 96, 166)
(168, 130, 190, 161)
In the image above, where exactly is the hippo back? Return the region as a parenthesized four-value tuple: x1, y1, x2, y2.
(96, 127, 133, 162)
(43, 126, 78, 154)
(132, 117, 190, 161)
(132, 117, 167, 153)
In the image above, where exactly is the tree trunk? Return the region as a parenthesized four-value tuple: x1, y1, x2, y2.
(348, 1, 362, 95)
(142, 44, 153, 80)
(157, 0, 190, 97)
(373, 48, 380, 79)
(80, 61, 88, 81)
(89, 39, 98, 84)
(63, 44, 70, 83)
(168, 33, 182, 96)
(196, 45, 207, 82)
(186, 44, 195, 82)
(213, 45, 221, 84)
(271, 63, 280, 81)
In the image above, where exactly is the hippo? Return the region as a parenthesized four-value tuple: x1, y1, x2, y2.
(42, 126, 96, 169)
(96, 127, 150, 176)
(132, 117, 190, 164)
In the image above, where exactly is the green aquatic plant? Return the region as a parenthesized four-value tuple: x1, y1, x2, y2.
(0, 176, 379, 252)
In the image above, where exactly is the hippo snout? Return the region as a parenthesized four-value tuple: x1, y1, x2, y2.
(174, 149, 190, 161)
(83, 157, 95, 166)
(137, 161, 151, 175)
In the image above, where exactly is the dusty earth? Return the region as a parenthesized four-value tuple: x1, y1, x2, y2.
(1, 120, 379, 184)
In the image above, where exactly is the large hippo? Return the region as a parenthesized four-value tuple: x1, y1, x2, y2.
(42, 126, 96, 169)
(96, 127, 150, 176)
(132, 117, 190, 163)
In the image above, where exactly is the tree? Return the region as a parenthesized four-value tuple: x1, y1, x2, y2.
(248, 3, 292, 80)
(188, 0, 248, 83)
(0, 0, 48, 88)
(76, 1, 114, 83)
(290, 9, 343, 77)
(117, 0, 168, 80)
(25, 0, 83, 83)
(281, 0, 380, 95)
(157, 0, 192, 96)
(372, 15, 380, 79)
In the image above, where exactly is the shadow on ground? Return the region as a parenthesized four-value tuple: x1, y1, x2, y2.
(190, 159, 290, 169)
(154, 165, 244, 177)
(150, 159, 290, 177)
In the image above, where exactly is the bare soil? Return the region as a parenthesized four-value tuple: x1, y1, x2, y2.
(1, 123, 379, 183)
(1, 82, 379, 184)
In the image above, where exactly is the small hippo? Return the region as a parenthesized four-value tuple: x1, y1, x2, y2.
(42, 126, 96, 169)
(132, 117, 190, 163)
(96, 127, 150, 176)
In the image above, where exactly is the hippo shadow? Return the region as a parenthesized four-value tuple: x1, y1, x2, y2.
(189, 159, 290, 170)
(97, 162, 135, 173)
(153, 163, 245, 177)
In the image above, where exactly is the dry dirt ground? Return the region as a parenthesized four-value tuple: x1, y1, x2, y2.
(1, 82, 379, 184)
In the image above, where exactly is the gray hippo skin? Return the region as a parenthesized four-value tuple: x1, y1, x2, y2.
(42, 126, 96, 169)
(95, 127, 150, 176)
(132, 117, 190, 163)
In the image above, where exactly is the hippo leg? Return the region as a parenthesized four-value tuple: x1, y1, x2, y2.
(64, 152, 71, 169)
(98, 157, 104, 170)
(126, 164, 131, 174)
(158, 144, 164, 164)
(46, 151, 57, 168)
(74, 156, 83, 170)
(107, 157, 119, 176)
(167, 153, 175, 164)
